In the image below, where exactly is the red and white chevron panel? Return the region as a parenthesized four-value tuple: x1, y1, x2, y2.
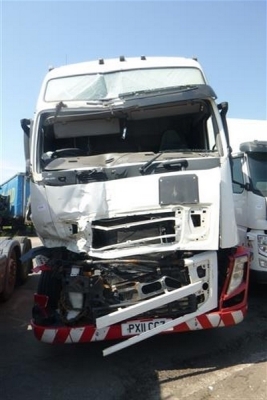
(32, 308, 246, 344)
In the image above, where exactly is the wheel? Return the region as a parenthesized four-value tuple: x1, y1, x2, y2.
(14, 236, 33, 284)
(0, 249, 17, 302)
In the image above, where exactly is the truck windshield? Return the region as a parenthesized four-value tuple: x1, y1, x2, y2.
(44, 67, 205, 102)
(248, 153, 267, 197)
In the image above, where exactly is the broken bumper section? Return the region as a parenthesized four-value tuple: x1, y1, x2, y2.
(31, 246, 250, 356)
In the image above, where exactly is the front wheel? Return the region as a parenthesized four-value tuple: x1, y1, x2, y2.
(0, 249, 17, 302)
(14, 236, 33, 284)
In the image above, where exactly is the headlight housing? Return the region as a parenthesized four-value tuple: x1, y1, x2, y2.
(258, 235, 267, 256)
(227, 255, 247, 295)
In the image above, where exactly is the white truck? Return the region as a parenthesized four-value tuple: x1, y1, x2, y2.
(21, 56, 250, 356)
(228, 118, 267, 283)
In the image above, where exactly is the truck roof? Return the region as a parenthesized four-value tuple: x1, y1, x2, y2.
(239, 140, 267, 153)
(36, 56, 208, 112)
(46, 56, 205, 78)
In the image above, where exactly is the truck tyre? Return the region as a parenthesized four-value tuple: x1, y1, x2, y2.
(0, 248, 18, 302)
(37, 270, 61, 309)
(14, 236, 33, 284)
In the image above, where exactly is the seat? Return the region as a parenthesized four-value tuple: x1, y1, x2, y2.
(159, 129, 187, 151)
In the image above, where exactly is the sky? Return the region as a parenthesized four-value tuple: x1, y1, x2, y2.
(0, 0, 266, 184)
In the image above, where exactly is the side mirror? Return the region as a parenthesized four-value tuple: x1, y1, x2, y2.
(20, 119, 31, 174)
(218, 102, 230, 150)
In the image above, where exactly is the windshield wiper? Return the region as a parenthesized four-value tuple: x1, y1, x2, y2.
(139, 152, 164, 174)
(140, 152, 189, 175)
(43, 101, 67, 126)
(120, 85, 198, 99)
(54, 101, 67, 119)
(85, 98, 118, 105)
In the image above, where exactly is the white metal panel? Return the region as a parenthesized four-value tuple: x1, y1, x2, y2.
(31, 166, 221, 254)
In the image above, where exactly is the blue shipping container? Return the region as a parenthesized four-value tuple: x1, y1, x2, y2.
(0, 173, 30, 219)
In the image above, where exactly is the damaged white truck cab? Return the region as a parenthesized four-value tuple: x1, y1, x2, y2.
(22, 56, 250, 356)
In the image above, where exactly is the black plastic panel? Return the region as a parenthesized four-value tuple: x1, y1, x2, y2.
(159, 174, 199, 205)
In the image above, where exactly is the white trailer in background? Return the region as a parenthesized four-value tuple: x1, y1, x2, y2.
(228, 118, 267, 283)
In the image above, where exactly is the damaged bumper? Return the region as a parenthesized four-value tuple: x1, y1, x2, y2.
(31, 247, 250, 356)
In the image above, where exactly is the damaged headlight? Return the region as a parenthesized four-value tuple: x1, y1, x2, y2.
(64, 266, 84, 322)
(227, 255, 247, 295)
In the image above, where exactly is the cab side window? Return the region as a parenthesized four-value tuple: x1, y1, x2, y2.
(232, 157, 244, 194)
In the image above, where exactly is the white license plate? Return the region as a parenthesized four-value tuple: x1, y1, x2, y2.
(121, 318, 172, 336)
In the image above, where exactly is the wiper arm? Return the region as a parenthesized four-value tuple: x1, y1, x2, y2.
(140, 154, 189, 175)
(44, 101, 67, 126)
(54, 101, 67, 119)
(120, 85, 198, 99)
(86, 98, 117, 105)
(139, 152, 163, 174)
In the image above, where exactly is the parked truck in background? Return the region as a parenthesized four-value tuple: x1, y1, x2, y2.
(21, 56, 250, 356)
(0, 172, 31, 230)
(0, 236, 32, 301)
(0, 173, 33, 301)
(228, 118, 267, 284)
